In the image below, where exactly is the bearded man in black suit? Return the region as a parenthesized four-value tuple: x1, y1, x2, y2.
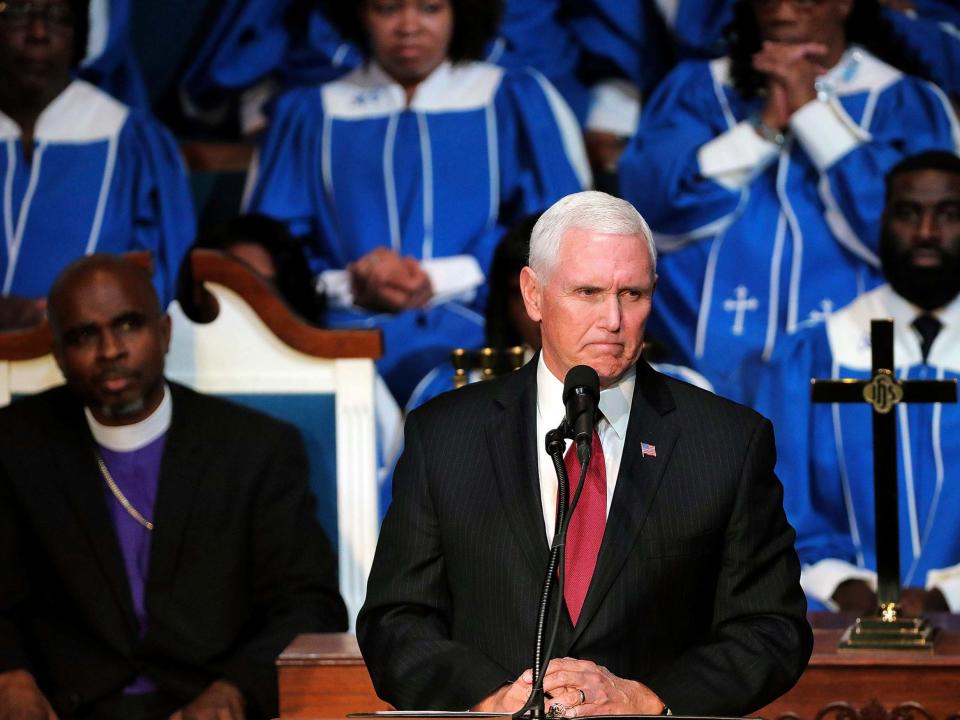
(358, 190, 812, 717)
(0, 255, 346, 720)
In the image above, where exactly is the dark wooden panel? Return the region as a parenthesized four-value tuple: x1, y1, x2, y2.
(278, 634, 391, 718)
(278, 617, 960, 720)
(180, 142, 254, 172)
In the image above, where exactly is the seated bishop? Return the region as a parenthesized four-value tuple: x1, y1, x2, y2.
(0, 255, 347, 720)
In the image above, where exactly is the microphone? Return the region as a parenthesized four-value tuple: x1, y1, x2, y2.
(514, 366, 599, 719)
(563, 365, 599, 463)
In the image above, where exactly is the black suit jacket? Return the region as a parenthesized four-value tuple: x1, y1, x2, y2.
(358, 359, 812, 716)
(0, 382, 347, 719)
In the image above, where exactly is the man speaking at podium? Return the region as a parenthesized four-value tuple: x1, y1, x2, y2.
(358, 192, 812, 717)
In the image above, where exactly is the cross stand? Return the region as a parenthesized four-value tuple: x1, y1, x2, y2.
(811, 319, 957, 651)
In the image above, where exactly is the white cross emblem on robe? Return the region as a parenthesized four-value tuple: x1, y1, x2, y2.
(723, 285, 759, 336)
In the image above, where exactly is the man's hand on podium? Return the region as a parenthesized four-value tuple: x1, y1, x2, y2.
(541, 658, 666, 717)
(470, 670, 534, 713)
(469, 659, 666, 716)
(0, 669, 58, 720)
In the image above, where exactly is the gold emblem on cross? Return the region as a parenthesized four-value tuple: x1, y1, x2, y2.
(862, 370, 903, 414)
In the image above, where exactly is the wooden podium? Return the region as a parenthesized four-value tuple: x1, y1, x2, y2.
(277, 615, 960, 720)
(278, 634, 391, 718)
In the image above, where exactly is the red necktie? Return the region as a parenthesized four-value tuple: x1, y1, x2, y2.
(562, 429, 606, 625)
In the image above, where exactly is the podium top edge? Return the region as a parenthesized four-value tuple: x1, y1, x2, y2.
(347, 714, 753, 720)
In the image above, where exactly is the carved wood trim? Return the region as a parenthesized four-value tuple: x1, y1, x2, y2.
(188, 249, 382, 359)
(179, 141, 254, 172)
(0, 250, 382, 362)
(0, 324, 52, 361)
(814, 700, 941, 720)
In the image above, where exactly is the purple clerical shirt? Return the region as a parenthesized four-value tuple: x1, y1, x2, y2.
(99, 434, 166, 694)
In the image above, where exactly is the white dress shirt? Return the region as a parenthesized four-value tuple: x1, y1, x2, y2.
(535, 355, 636, 544)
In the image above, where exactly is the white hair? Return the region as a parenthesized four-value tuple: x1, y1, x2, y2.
(528, 191, 656, 281)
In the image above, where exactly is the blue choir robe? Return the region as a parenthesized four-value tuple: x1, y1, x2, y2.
(574, 0, 958, 116)
(635, 0, 958, 72)
(487, 0, 589, 123)
(0, 81, 196, 307)
(568, 0, 728, 91)
(562, 0, 741, 136)
(562, 0, 672, 136)
(244, 61, 590, 402)
(619, 47, 960, 402)
(752, 285, 960, 612)
(655, 0, 735, 60)
(885, 1, 960, 101)
(180, 0, 589, 126)
(78, 0, 150, 109)
(181, 0, 360, 119)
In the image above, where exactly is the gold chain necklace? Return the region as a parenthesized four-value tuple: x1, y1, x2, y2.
(94, 452, 155, 531)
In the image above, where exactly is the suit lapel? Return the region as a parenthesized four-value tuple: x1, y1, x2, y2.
(51, 398, 140, 636)
(485, 360, 550, 578)
(146, 384, 207, 585)
(564, 362, 679, 648)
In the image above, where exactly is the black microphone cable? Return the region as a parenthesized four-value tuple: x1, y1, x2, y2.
(514, 426, 593, 719)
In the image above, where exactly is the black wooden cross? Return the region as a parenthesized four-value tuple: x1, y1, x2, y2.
(811, 319, 957, 618)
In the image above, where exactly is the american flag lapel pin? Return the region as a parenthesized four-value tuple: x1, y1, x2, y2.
(641, 442, 657, 458)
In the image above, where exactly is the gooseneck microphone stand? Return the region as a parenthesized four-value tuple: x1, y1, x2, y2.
(514, 421, 593, 719)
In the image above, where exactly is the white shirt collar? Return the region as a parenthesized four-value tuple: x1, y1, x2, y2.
(84, 384, 172, 452)
(535, 355, 636, 437)
(598, 365, 636, 441)
(931, 289, 960, 328)
(881, 284, 960, 331)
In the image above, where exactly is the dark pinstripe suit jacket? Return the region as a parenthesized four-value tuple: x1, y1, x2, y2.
(358, 358, 811, 716)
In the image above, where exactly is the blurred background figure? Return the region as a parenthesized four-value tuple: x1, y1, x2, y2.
(243, 0, 589, 405)
(618, 0, 959, 401)
(187, 213, 327, 326)
(881, 0, 960, 112)
(565, 0, 720, 187)
(77, 0, 149, 108)
(178, 0, 615, 138)
(0, 0, 195, 329)
(180, 0, 361, 137)
(752, 150, 960, 616)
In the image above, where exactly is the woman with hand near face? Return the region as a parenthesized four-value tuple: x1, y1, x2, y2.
(618, 0, 959, 403)
(244, 0, 590, 404)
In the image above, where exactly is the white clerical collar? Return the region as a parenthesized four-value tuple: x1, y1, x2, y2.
(85, 384, 172, 452)
(536, 355, 636, 440)
(880, 284, 960, 330)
